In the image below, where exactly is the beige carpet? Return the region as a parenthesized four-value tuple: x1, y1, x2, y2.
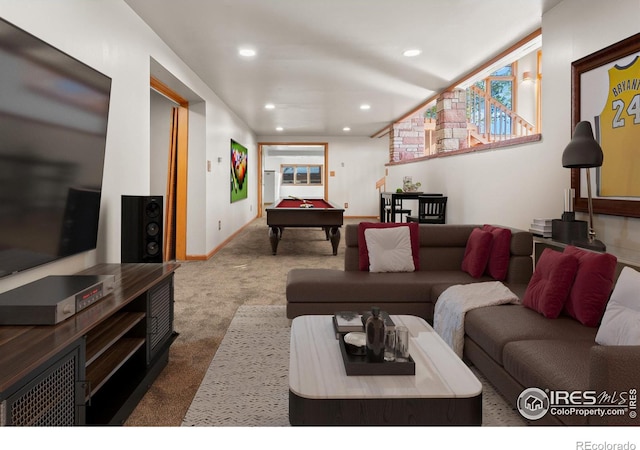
(125, 216, 361, 425)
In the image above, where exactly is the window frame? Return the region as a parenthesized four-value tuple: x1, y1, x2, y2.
(373, 28, 542, 164)
(280, 164, 324, 186)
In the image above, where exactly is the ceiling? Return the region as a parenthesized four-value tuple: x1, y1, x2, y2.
(125, 0, 562, 138)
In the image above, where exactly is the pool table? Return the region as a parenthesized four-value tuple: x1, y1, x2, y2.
(265, 198, 345, 255)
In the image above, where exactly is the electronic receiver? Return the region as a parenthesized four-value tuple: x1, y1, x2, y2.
(0, 275, 116, 325)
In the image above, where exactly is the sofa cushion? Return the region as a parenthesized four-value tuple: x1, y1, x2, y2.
(357, 222, 419, 271)
(461, 228, 492, 278)
(287, 268, 482, 306)
(562, 246, 617, 327)
(287, 269, 429, 304)
(502, 339, 592, 425)
(465, 304, 597, 364)
(430, 277, 498, 303)
(482, 225, 512, 281)
(522, 248, 578, 318)
(501, 282, 528, 301)
(364, 226, 415, 272)
(596, 267, 640, 346)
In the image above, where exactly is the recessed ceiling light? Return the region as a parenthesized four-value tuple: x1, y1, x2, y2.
(275, 126, 284, 131)
(343, 127, 351, 132)
(403, 49, 422, 57)
(265, 103, 275, 109)
(360, 104, 371, 110)
(238, 48, 256, 57)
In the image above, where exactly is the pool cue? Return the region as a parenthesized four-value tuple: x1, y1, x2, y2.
(288, 195, 313, 208)
(288, 195, 309, 204)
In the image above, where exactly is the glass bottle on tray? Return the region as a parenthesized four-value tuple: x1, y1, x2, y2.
(365, 306, 385, 363)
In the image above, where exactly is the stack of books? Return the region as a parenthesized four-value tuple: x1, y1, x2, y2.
(333, 311, 364, 334)
(529, 218, 553, 238)
(332, 310, 396, 338)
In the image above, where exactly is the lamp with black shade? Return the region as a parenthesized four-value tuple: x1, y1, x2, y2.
(561, 121, 606, 252)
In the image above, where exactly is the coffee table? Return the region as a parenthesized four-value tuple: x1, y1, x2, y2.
(288, 315, 482, 426)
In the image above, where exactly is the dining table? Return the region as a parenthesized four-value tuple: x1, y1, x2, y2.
(379, 191, 443, 223)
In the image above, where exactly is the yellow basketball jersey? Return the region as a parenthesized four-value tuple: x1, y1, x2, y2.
(598, 55, 640, 197)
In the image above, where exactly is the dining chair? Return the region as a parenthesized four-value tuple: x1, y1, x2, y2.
(406, 196, 447, 224)
(382, 195, 411, 222)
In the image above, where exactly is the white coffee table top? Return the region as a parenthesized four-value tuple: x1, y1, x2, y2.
(289, 315, 482, 400)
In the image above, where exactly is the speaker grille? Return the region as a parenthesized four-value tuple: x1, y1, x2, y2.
(121, 195, 163, 263)
(7, 347, 80, 426)
(148, 276, 173, 360)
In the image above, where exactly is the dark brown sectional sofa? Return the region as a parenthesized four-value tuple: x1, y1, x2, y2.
(286, 223, 640, 426)
(286, 224, 533, 321)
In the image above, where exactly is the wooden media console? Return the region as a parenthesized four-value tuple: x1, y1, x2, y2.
(0, 263, 179, 426)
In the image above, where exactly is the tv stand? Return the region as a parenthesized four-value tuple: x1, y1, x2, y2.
(0, 263, 179, 426)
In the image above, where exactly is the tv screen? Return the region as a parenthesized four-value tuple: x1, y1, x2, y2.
(0, 18, 111, 278)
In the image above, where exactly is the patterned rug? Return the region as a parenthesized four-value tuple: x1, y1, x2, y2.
(181, 305, 527, 426)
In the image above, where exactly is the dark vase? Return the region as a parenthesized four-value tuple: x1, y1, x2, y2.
(365, 306, 385, 363)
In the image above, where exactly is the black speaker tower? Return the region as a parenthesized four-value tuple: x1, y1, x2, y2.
(121, 195, 163, 263)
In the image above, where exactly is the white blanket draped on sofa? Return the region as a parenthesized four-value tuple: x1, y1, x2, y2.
(434, 282, 519, 358)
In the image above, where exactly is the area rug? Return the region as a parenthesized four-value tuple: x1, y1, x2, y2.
(181, 305, 527, 426)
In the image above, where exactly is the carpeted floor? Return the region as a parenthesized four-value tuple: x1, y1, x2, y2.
(181, 305, 291, 426)
(125, 216, 360, 426)
(125, 216, 525, 426)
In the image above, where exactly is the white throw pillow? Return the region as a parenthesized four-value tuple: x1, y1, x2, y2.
(364, 226, 415, 273)
(596, 267, 640, 345)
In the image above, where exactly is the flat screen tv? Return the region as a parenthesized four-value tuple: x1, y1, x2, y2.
(0, 18, 112, 278)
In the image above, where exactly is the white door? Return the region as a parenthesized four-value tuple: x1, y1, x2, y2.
(263, 170, 276, 204)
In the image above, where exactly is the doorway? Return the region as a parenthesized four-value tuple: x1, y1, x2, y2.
(150, 77, 188, 261)
(257, 142, 329, 217)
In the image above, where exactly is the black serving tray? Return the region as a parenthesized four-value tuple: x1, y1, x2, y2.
(338, 334, 415, 376)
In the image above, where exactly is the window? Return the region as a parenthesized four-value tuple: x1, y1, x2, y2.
(281, 164, 323, 185)
(467, 64, 517, 139)
(385, 31, 542, 161)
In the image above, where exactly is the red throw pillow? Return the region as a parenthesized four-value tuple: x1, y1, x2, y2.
(562, 246, 617, 327)
(358, 222, 419, 271)
(461, 228, 493, 278)
(522, 248, 579, 318)
(482, 225, 512, 281)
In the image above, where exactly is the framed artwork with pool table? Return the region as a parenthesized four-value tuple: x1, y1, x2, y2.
(230, 139, 248, 203)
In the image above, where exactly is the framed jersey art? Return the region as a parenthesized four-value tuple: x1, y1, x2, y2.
(571, 33, 640, 218)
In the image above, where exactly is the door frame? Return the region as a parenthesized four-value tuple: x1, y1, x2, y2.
(257, 142, 329, 218)
(150, 77, 189, 260)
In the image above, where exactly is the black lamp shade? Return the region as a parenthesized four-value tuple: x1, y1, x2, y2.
(562, 121, 604, 168)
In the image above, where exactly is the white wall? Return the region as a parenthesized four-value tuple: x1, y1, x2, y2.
(264, 153, 325, 199)
(204, 109, 257, 255)
(259, 135, 389, 217)
(516, 51, 538, 126)
(0, 0, 257, 292)
(386, 0, 640, 258)
(386, 139, 553, 228)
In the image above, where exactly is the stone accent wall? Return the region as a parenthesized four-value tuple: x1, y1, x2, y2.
(435, 89, 467, 152)
(388, 89, 468, 160)
(388, 112, 425, 162)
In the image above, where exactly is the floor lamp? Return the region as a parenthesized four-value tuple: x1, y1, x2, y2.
(561, 121, 606, 251)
